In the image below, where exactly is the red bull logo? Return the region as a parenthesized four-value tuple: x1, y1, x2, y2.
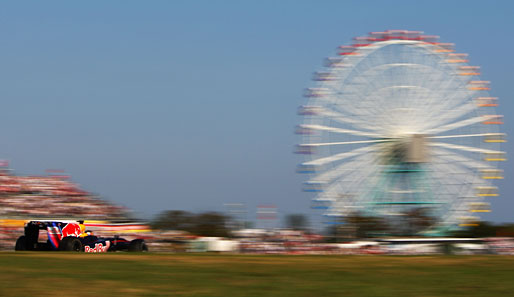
(84, 242, 110, 253)
(61, 223, 82, 238)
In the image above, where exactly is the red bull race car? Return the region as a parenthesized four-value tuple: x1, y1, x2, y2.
(14, 220, 148, 252)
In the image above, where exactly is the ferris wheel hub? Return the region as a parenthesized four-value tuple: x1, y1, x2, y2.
(378, 134, 427, 164)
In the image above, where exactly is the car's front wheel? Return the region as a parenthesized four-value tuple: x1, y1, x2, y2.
(128, 239, 148, 252)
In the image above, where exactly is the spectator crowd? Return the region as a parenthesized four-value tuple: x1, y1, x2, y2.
(0, 170, 129, 219)
(0, 167, 135, 249)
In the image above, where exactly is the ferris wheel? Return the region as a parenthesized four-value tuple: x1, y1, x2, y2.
(296, 30, 506, 235)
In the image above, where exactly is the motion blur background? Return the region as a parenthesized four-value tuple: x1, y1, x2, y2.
(0, 0, 512, 224)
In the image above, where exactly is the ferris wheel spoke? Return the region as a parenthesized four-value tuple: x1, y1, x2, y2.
(429, 142, 504, 155)
(317, 108, 360, 125)
(423, 100, 477, 131)
(418, 70, 473, 129)
(428, 133, 502, 140)
(317, 164, 379, 211)
(360, 85, 432, 131)
(329, 86, 379, 120)
(421, 171, 461, 212)
(382, 87, 425, 129)
(428, 167, 482, 223)
(426, 115, 496, 135)
(329, 59, 402, 119)
(300, 103, 365, 127)
(302, 144, 379, 167)
(319, 166, 375, 199)
(431, 147, 494, 170)
(422, 90, 471, 129)
(341, 63, 429, 99)
(431, 162, 492, 198)
(427, 64, 478, 104)
(428, 172, 476, 211)
(422, 88, 476, 129)
(309, 153, 375, 184)
(299, 124, 382, 138)
(426, 78, 472, 110)
(300, 139, 390, 147)
(344, 73, 394, 117)
(431, 154, 497, 186)
(432, 159, 479, 180)
(316, 107, 382, 132)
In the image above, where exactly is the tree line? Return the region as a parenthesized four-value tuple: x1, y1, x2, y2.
(151, 210, 311, 237)
(151, 209, 514, 239)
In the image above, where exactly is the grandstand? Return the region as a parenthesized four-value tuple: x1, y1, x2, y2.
(0, 165, 145, 249)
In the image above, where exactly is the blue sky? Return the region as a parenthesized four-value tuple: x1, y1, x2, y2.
(0, 1, 512, 224)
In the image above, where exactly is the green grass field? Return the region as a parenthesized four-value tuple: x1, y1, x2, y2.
(1, 253, 513, 297)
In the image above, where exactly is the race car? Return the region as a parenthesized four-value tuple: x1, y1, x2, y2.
(14, 220, 148, 252)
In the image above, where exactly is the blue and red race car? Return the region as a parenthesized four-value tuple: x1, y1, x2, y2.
(15, 220, 148, 252)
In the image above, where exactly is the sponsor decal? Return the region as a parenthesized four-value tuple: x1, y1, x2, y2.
(61, 223, 82, 238)
(47, 226, 62, 249)
(84, 241, 110, 253)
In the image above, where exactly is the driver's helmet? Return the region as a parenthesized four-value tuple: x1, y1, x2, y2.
(78, 222, 87, 237)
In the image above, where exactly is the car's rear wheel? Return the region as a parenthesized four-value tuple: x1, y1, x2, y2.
(59, 236, 82, 252)
(15, 236, 27, 251)
(128, 239, 148, 252)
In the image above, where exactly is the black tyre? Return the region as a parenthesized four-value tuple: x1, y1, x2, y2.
(15, 236, 27, 251)
(128, 239, 148, 252)
(59, 236, 82, 252)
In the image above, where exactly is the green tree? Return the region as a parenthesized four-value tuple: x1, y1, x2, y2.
(189, 212, 232, 237)
(452, 221, 501, 238)
(284, 214, 309, 231)
(346, 212, 390, 238)
(152, 210, 232, 237)
(403, 207, 435, 235)
(151, 210, 193, 230)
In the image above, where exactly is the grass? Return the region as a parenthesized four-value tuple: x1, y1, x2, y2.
(0, 253, 513, 297)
